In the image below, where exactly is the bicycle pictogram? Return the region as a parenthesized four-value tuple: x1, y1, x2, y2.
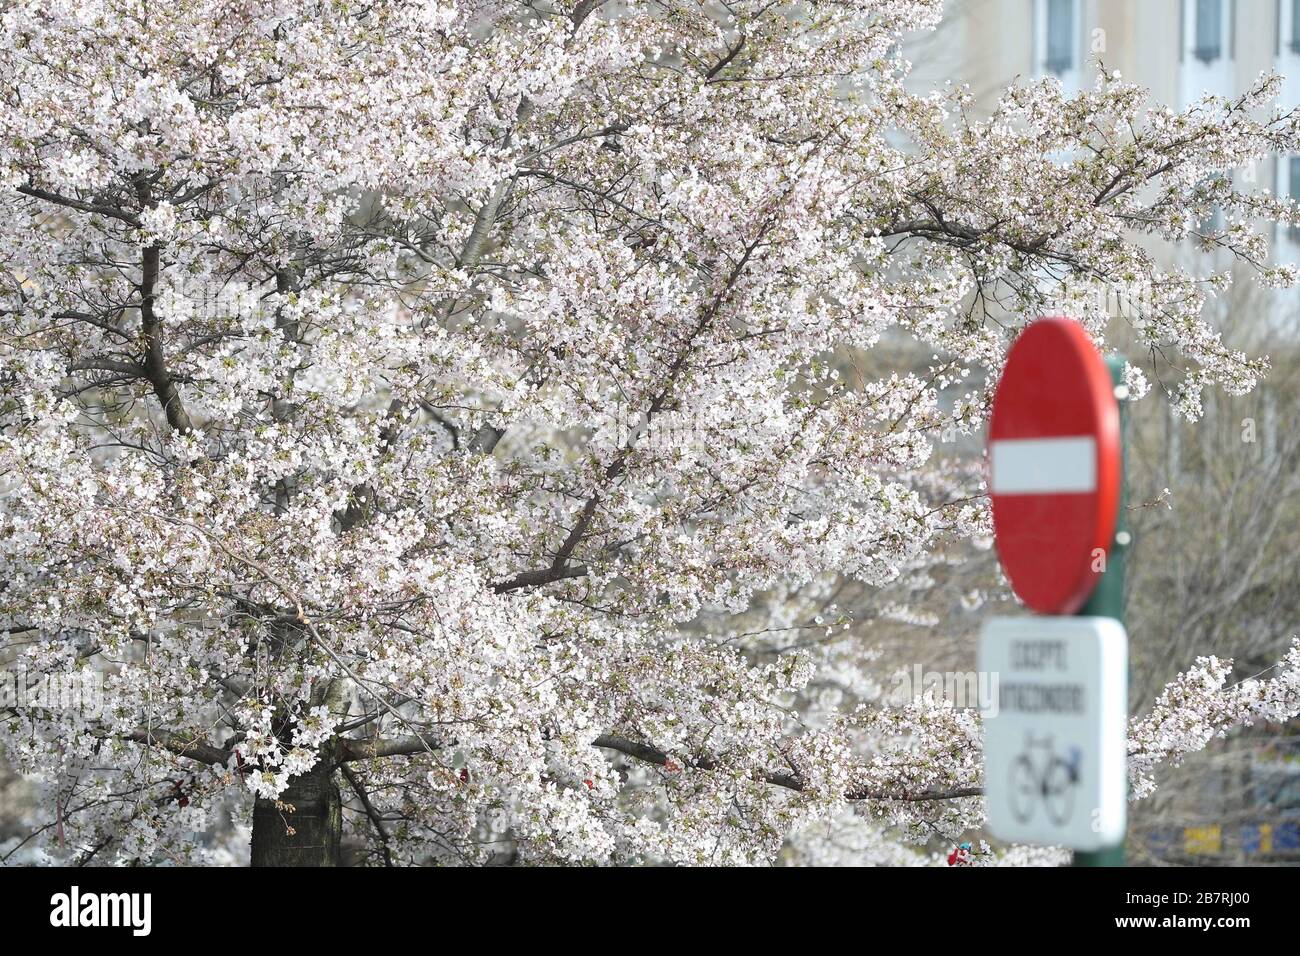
(1008, 733, 1081, 826)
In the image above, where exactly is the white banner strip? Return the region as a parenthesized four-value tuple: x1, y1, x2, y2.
(990, 436, 1096, 494)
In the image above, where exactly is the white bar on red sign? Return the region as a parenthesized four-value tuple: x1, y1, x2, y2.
(990, 436, 1096, 494)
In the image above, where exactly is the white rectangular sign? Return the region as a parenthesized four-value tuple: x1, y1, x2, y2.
(979, 616, 1128, 850)
(989, 436, 1097, 494)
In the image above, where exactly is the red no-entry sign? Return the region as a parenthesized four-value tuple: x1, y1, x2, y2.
(988, 318, 1121, 614)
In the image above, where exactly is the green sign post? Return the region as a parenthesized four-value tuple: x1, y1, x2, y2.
(1072, 356, 1130, 867)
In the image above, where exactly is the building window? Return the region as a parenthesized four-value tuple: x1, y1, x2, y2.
(1288, 0, 1300, 55)
(1194, 0, 1224, 62)
(1035, 0, 1079, 82)
(1180, 0, 1235, 104)
(1043, 0, 1075, 75)
(1183, 0, 1234, 65)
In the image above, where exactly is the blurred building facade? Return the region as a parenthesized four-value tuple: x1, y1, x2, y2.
(908, 0, 1300, 268)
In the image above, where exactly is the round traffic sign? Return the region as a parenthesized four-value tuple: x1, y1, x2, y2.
(988, 318, 1121, 614)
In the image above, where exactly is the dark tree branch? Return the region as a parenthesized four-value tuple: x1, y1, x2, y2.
(70, 357, 146, 377)
(593, 734, 981, 803)
(570, 0, 608, 30)
(339, 735, 449, 761)
(17, 183, 142, 227)
(125, 729, 231, 767)
(338, 730, 979, 803)
(138, 241, 194, 433)
(341, 764, 395, 866)
(488, 224, 773, 595)
(706, 33, 747, 81)
(492, 561, 589, 594)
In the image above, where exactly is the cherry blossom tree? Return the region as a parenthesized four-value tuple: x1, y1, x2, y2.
(1, 0, 1298, 865)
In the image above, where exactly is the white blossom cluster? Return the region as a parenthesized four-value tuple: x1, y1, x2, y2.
(1128, 638, 1300, 801)
(0, 0, 1296, 865)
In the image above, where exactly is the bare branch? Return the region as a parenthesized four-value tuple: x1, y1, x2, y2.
(16, 183, 142, 227)
(124, 729, 231, 767)
(138, 242, 194, 433)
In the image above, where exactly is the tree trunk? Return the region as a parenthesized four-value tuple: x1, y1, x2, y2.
(250, 756, 342, 867)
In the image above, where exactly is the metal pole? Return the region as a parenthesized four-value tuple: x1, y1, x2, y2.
(1073, 357, 1129, 867)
